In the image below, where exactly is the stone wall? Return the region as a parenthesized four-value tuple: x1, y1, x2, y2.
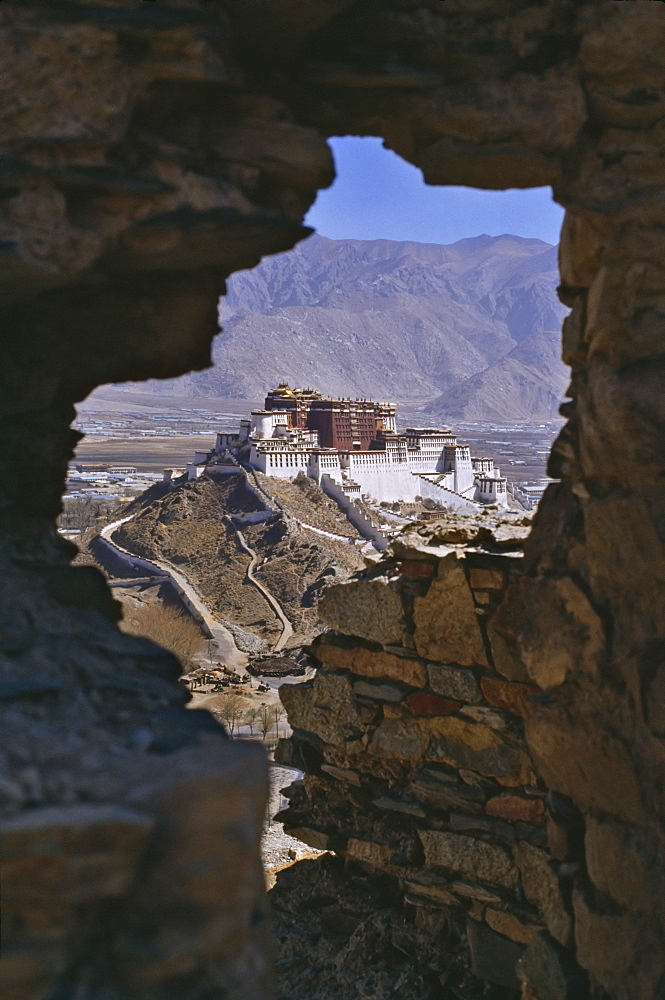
(320, 474, 390, 550)
(277, 516, 585, 995)
(1, 2, 664, 998)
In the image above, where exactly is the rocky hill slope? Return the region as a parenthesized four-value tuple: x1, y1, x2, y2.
(115, 471, 364, 649)
(121, 233, 568, 421)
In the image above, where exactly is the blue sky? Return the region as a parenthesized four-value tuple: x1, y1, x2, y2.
(305, 137, 564, 247)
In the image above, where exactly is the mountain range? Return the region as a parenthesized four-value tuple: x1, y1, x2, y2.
(122, 233, 569, 421)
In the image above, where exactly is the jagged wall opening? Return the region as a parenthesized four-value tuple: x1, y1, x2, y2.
(1, 3, 664, 999)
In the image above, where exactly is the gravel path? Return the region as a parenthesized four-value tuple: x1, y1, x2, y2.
(263, 764, 323, 885)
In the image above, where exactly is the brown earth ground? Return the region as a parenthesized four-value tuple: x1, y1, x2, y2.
(116, 471, 364, 647)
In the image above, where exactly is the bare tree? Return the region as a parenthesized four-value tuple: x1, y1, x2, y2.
(121, 601, 205, 670)
(258, 704, 275, 742)
(62, 496, 112, 535)
(273, 704, 286, 737)
(216, 692, 247, 736)
(243, 706, 261, 735)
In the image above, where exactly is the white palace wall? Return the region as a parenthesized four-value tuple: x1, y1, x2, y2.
(250, 447, 309, 478)
(347, 457, 420, 503)
(416, 475, 481, 513)
(245, 424, 505, 507)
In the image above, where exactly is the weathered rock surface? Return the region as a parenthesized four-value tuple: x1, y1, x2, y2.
(277, 531, 555, 990)
(318, 575, 407, 646)
(413, 554, 488, 666)
(427, 663, 482, 704)
(2, 2, 665, 998)
(316, 638, 427, 688)
(418, 830, 519, 890)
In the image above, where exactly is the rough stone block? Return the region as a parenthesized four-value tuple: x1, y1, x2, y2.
(371, 794, 426, 818)
(583, 496, 665, 662)
(458, 704, 513, 733)
(547, 814, 572, 862)
(287, 827, 329, 851)
(517, 577, 605, 689)
(401, 874, 460, 907)
(400, 559, 435, 579)
(0, 804, 154, 904)
(280, 672, 362, 746)
(485, 908, 542, 945)
(346, 838, 394, 870)
(584, 814, 660, 912)
(486, 583, 531, 682)
(353, 679, 403, 702)
(413, 554, 488, 666)
(116, 740, 269, 989)
(572, 890, 662, 998)
(405, 692, 461, 716)
(645, 663, 665, 735)
(486, 795, 545, 824)
(369, 717, 430, 761)
(517, 930, 587, 1000)
(481, 675, 538, 717)
(467, 917, 524, 990)
(427, 662, 481, 703)
(318, 576, 406, 645)
(320, 764, 361, 787)
(418, 830, 519, 889)
(451, 881, 503, 905)
(426, 715, 536, 787)
(524, 703, 646, 825)
(470, 567, 506, 590)
(410, 767, 487, 813)
(514, 842, 571, 946)
(448, 810, 515, 841)
(316, 640, 427, 688)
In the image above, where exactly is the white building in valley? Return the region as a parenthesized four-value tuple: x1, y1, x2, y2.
(203, 384, 508, 511)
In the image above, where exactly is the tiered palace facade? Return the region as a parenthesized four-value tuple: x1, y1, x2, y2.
(211, 384, 508, 510)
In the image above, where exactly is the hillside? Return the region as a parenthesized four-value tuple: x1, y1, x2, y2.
(115, 471, 364, 648)
(119, 233, 569, 421)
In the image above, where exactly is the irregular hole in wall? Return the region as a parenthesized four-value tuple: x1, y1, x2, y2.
(68, 142, 572, 996)
(75, 135, 568, 486)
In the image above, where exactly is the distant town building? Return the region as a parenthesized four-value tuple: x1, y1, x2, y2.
(200, 384, 508, 510)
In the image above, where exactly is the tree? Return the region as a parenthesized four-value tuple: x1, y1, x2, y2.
(422, 497, 445, 512)
(273, 704, 286, 737)
(243, 706, 261, 735)
(216, 692, 247, 736)
(257, 704, 275, 742)
(67, 496, 104, 534)
(121, 601, 205, 671)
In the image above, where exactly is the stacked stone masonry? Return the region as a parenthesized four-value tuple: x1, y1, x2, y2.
(278, 517, 584, 995)
(1, 2, 665, 998)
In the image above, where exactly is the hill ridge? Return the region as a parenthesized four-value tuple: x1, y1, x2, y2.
(121, 233, 569, 421)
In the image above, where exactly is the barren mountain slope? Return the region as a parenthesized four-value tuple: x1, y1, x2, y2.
(116, 472, 364, 648)
(428, 330, 569, 421)
(119, 234, 568, 420)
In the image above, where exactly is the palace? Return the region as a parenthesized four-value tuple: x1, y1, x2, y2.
(209, 384, 508, 510)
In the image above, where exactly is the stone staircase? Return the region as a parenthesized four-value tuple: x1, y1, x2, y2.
(340, 472, 362, 496)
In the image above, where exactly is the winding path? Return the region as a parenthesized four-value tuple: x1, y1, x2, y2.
(225, 517, 294, 652)
(242, 464, 361, 544)
(97, 515, 248, 671)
